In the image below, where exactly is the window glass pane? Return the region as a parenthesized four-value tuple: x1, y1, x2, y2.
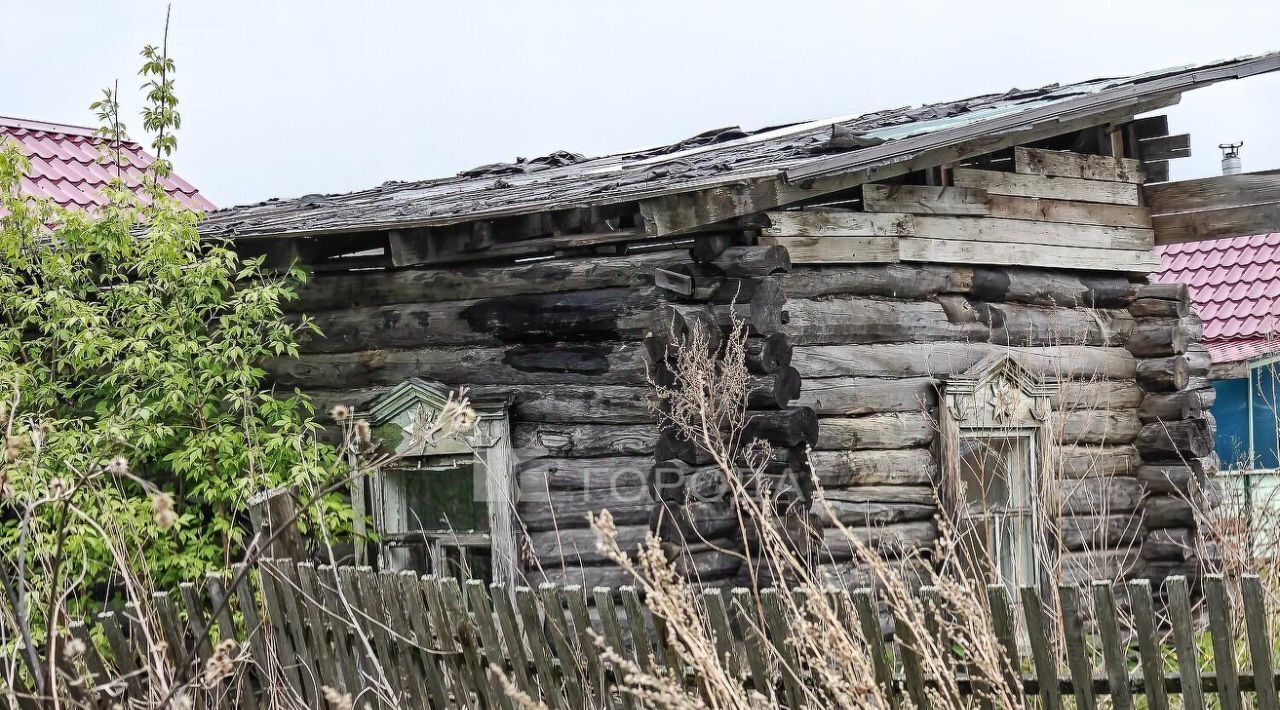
(388, 462, 488, 533)
(1213, 377, 1249, 469)
(1253, 365, 1280, 470)
(957, 435, 1034, 589)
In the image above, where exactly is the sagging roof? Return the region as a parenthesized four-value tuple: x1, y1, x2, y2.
(201, 52, 1280, 241)
(0, 116, 214, 212)
(1156, 234, 1280, 364)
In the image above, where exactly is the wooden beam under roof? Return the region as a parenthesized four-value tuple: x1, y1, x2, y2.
(1145, 169, 1280, 245)
(638, 97, 1181, 237)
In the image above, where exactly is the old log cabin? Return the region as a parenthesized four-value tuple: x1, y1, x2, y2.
(200, 53, 1280, 595)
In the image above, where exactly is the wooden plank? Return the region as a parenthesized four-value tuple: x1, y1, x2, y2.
(232, 563, 274, 701)
(1126, 579, 1171, 710)
(1206, 574, 1244, 710)
(1167, 576, 1207, 710)
(703, 588, 741, 678)
(440, 577, 496, 709)
(595, 587, 640, 710)
(491, 584, 537, 702)
(1153, 201, 1280, 245)
(731, 587, 772, 698)
(761, 589, 806, 709)
(1139, 133, 1191, 161)
(763, 210, 913, 237)
(1092, 582, 1135, 710)
(758, 235, 900, 264)
(1019, 586, 1063, 710)
(515, 585, 565, 706)
(1144, 169, 1280, 214)
(897, 238, 1159, 272)
(1132, 115, 1170, 141)
(985, 585, 1023, 706)
(374, 571, 430, 707)
(1014, 147, 1144, 183)
(1242, 575, 1280, 710)
(465, 580, 518, 710)
(620, 587, 657, 672)
(1144, 161, 1170, 183)
(98, 611, 143, 699)
(953, 168, 1141, 205)
(320, 565, 368, 699)
(863, 183, 1152, 227)
(895, 607, 931, 709)
(563, 586, 605, 707)
(911, 215, 1152, 250)
(850, 588, 894, 706)
(1058, 586, 1097, 709)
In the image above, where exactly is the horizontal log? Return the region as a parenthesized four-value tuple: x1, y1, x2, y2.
(813, 558, 933, 594)
(822, 486, 935, 506)
(1185, 343, 1211, 376)
(288, 250, 685, 311)
(743, 407, 819, 447)
(1059, 515, 1146, 552)
(1055, 548, 1142, 586)
(815, 499, 936, 527)
(1054, 380, 1145, 411)
(863, 183, 1151, 227)
(655, 429, 714, 466)
(819, 521, 939, 561)
(953, 168, 1141, 205)
(518, 486, 652, 531)
(669, 546, 744, 582)
(650, 500, 741, 541)
(1136, 356, 1189, 392)
(785, 295, 1133, 346)
(649, 460, 737, 503)
(1051, 409, 1141, 446)
(709, 245, 791, 276)
(1055, 444, 1141, 479)
(1129, 296, 1189, 319)
(783, 263, 972, 301)
(525, 563, 638, 590)
(815, 413, 935, 451)
(1058, 476, 1146, 515)
(269, 342, 651, 389)
(1013, 147, 1144, 184)
(809, 449, 937, 487)
(1144, 494, 1196, 529)
(1125, 319, 1187, 357)
(517, 456, 651, 493)
(527, 525, 650, 568)
(1135, 418, 1214, 460)
(1143, 528, 1195, 561)
(798, 377, 936, 416)
(793, 343, 1136, 380)
(513, 423, 656, 459)
(1136, 458, 1215, 493)
(307, 383, 655, 425)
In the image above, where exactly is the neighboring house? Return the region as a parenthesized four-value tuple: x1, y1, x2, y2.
(198, 53, 1280, 595)
(0, 115, 213, 211)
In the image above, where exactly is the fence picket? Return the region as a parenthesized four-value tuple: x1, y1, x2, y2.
(1019, 585, 1063, 710)
(231, 563, 274, 701)
(1126, 579, 1170, 710)
(1166, 576, 1206, 710)
(319, 565, 368, 699)
(98, 610, 143, 699)
(761, 587, 808, 709)
(259, 561, 307, 704)
(563, 585, 606, 707)
(441, 576, 497, 710)
(515, 585, 564, 707)
(851, 588, 895, 707)
(537, 583, 586, 709)
(619, 587, 657, 673)
(1057, 585, 1097, 710)
(1205, 574, 1244, 710)
(1091, 581, 1134, 710)
(704, 587, 742, 678)
(730, 587, 772, 700)
(594, 588, 639, 710)
(983, 584, 1023, 707)
(1242, 575, 1279, 710)
(465, 579, 518, 710)
(492, 583, 536, 701)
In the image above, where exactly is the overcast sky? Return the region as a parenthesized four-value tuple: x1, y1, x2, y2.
(7, 1, 1280, 208)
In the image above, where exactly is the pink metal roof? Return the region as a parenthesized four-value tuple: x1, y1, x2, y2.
(0, 115, 214, 212)
(1155, 233, 1280, 363)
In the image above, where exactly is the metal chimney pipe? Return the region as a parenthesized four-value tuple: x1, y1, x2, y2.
(1220, 142, 1244, 175)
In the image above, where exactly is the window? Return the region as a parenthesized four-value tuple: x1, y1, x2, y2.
(956, 434, 1037, 589)
(1214, 360, 1280, 471)
(940, 355, 1054, 591)
(351, 379, 516, 585)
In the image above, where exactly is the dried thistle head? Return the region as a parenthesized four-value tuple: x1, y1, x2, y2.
(353, 419, 372, 445)
(106, 455, 129, 476)
(152, 492, 177, 529)
(329, 404, 352, 422)
(63, 637, 87, 660)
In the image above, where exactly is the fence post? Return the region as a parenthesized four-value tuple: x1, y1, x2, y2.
(247, 487, 305, 561)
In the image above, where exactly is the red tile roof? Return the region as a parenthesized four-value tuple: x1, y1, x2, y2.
(0, 115, 214, 212)
(1155, 233, 1280, 363)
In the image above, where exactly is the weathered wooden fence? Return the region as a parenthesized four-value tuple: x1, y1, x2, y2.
(10, 560, 1280, 708)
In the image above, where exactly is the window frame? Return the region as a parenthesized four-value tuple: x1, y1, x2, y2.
(938, 355, 1056, 592)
